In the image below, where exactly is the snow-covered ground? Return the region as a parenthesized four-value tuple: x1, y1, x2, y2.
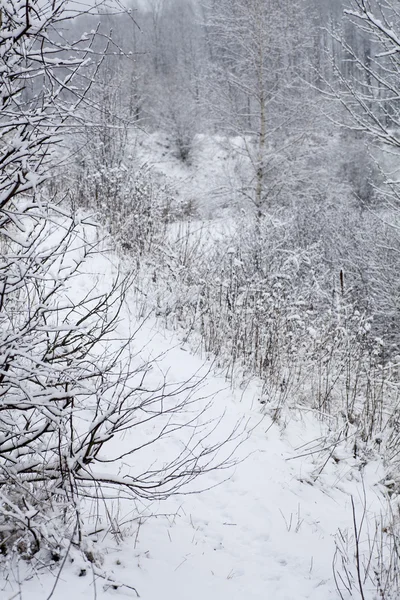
(131, 131, 253, 217)
(2, 244, 387, 600)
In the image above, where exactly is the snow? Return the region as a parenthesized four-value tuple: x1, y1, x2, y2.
(1, 243, 387, 600)
(131, 131, 255, 218)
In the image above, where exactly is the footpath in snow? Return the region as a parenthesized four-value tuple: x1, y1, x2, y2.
(3, 247, 385, 600)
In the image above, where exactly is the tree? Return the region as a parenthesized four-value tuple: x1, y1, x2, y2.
(326, 0, 400, 348)
(0, 0, 238, 565)
(328, 0, 400, 152)
(205, 0, 312, 270)
(135, 0, 207, 161)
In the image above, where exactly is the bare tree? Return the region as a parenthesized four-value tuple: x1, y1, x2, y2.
(203, 0, 313, 270)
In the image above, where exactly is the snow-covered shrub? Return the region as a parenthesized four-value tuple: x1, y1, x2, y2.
(338, 134, 381, 208)
(132, 202, 400, 457)
(155, 81, 199, 164)
(70, 118, 188, 255)
(334, 498, 400, 600)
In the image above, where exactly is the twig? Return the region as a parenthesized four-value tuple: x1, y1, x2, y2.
(93, 568, 139, 597)
(351, 496, 366, 600)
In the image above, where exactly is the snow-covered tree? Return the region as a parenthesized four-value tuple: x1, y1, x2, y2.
(329, 0, 400, 152)
(203, 0, 313, 270)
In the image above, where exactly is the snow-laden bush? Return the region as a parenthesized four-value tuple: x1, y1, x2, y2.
(334, 497, 400, 600)
(131, 208, 400, 456)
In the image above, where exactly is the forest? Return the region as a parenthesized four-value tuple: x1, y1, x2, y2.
(2, 0, 400, 598)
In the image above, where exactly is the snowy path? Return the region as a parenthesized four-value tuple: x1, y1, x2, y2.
(3, 250, 385, 600)
(97, 323, 384, 600)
